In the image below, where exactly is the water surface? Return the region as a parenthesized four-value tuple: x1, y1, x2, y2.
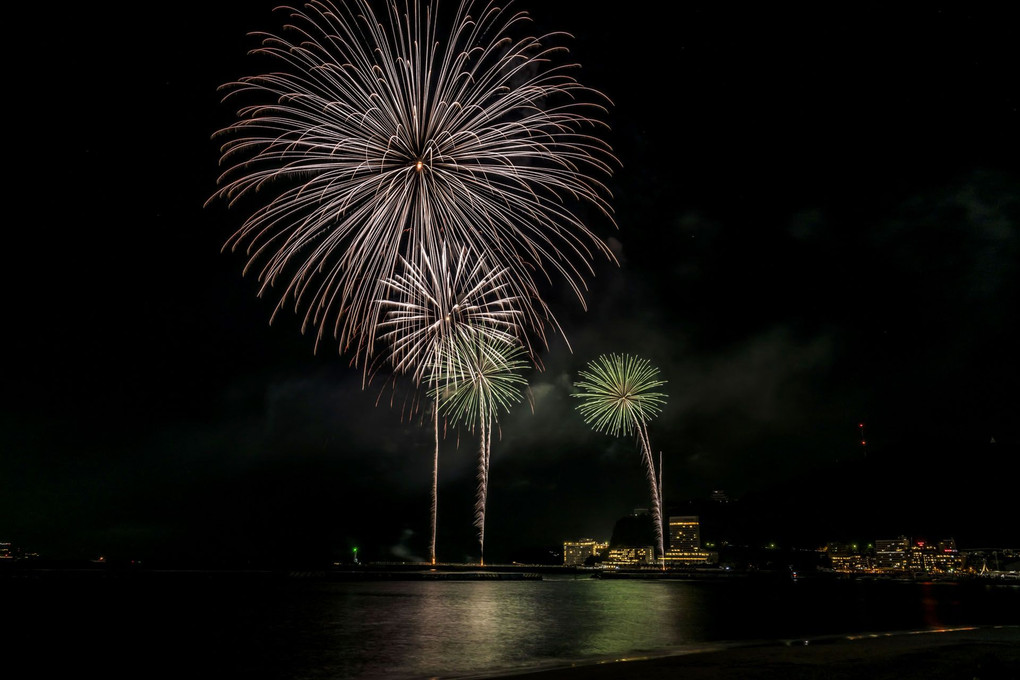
(8, 572, 1019, 679)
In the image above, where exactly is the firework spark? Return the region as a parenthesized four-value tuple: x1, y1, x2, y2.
(209, 0, 618, 365)
(433, 335, 529, 565)
(377, 243, 525, 386)
(572, 354, 668, 567)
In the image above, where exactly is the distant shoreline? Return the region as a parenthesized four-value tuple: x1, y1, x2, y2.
(2, 560, 1018, 585)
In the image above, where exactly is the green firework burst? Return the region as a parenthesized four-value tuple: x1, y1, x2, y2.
(571, 353, 667, 437)
(433, 336, 530, 430)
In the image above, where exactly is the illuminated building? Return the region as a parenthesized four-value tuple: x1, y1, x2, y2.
(908, 538, 963, 573)
(875, 536, 910, 569)
(710, 489, 729, 503)
(668, 516, 701, 552)
(875, 536, 963, 573)
(825, 542, 874, 572)
(663, 516, 713, 566)
(0, 542, 12, 559)
(908, 541, 937, 572)
(563, 539, 609, 566)
(605, 546, 655, 567)
(934, 539, 962, 572)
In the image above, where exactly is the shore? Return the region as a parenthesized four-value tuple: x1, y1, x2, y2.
(468, 626, 1020, 680)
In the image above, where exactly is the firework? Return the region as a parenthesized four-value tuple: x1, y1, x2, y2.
(572, 354, 668, 567)
(209, 0, 618, 364)
(433, 335, 529, 565)
(377, 243, 525, 386)
(377, 242, 525, 563)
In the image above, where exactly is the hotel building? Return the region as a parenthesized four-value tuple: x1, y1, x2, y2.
(874, 536, 963, 573)
(604, 546, 655, 567)
(563, 539, 609, 566)
(663, 515, 714, 566)
(875, 536, 911, 569)
(825, 543, 875, 572)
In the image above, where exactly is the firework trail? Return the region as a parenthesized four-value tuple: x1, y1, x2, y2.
(377, 243, 525, 564)
(572, 354, 668, 568)
(209, 0, 618, 367)
(434, 335, 529, 565)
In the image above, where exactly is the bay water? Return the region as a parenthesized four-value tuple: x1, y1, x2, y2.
(6, 571, 1019, 679)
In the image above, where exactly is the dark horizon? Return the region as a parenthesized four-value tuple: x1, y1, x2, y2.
(4, 435, 1016, 568)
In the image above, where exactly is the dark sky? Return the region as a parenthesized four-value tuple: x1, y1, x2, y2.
(4, 2, 1018, 565)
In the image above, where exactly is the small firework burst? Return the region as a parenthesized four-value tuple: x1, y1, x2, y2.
(572, 353, 667, 437)
(573, 353, 668, 567)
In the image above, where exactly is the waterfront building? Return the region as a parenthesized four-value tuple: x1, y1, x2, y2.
(605, 546, 655, 567)
(907, 538, 963, 573)
(663, 549, 715, 566)
(663, 516, 713, 566)
(875, 536, 963, 573)
(934, 539, 963, 572)
(826, 542, 875, 572)
(563, 539, 609, 566)
(875, 536, 910, 569)
(908, 541, 938, 572)
(668, 516, 701, 552)
(0, 542, 12, 559)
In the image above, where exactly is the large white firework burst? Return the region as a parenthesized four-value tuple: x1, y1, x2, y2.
(209, 0, 618, 364)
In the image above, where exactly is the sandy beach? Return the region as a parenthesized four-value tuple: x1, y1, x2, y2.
(472, 626, 1020, 680)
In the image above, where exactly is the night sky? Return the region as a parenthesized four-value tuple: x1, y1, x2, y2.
(4, 2, 1018, 566)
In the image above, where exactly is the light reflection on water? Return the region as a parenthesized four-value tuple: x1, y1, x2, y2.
(342, 578, 702, 678)
(8, 573, 1019, 679)
(394, 579, 687, 676)
(323, 578, 1020, 679)
(292, 578, 1019, 679)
